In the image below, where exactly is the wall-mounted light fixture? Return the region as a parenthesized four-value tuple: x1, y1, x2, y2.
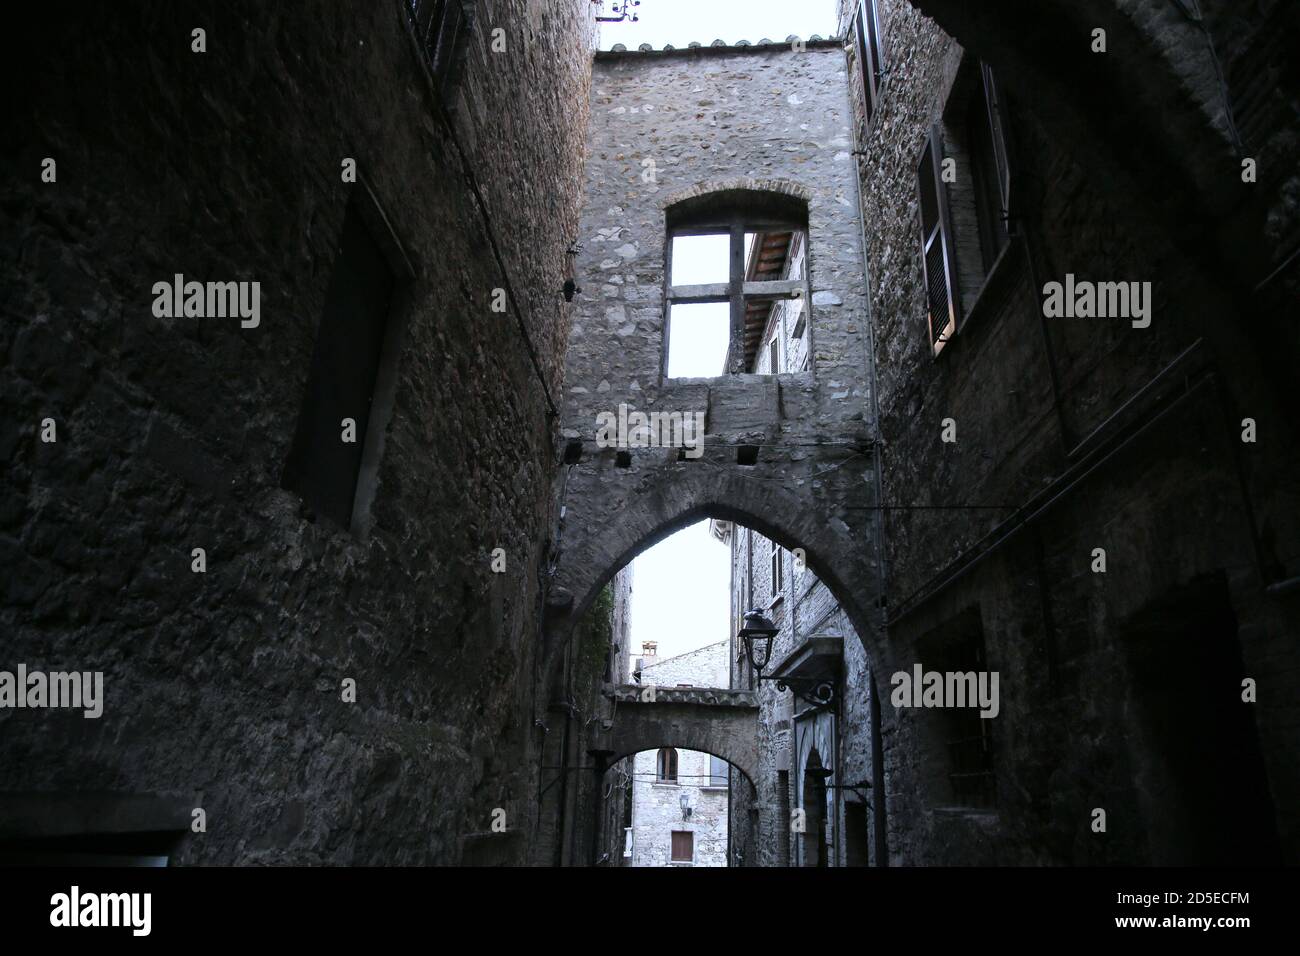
(737, 608, 778, 674)
(679, 792, 693, 820)
(737, 607, 837, 708)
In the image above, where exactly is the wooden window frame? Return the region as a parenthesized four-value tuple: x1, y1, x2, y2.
(663, 211, 810, 380)
(657, 747, 679, 783)
(770, 538, 784, 599)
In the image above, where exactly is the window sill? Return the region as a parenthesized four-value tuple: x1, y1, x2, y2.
(766, 594, 785, 611)
(700, 785, 728, 793)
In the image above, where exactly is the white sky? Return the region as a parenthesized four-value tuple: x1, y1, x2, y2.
(597, 0, 840, 50)
(627, 521, 731, 674)
(666, 234, 755, 377)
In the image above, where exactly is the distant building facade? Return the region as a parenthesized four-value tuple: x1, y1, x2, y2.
(628, 641, 731, 866)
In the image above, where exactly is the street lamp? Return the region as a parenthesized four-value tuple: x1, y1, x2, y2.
(738, 608, 778, 676)
(679, 792, 692, 819)
(738, 608, 838, 709)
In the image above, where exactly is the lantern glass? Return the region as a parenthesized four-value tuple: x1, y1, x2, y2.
(739, 608, 778, 673)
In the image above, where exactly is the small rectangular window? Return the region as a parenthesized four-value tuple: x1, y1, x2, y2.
(671, 233, 730, 286)
(770, 539, 784, 598)
(670, 830, 694, 863)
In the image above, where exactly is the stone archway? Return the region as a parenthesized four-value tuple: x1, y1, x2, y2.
(546, 463, 883, 673)
(595, 685, 761, 785)
(542, 464, 891, 866)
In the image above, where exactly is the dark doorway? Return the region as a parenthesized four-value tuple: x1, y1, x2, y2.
(1123, 572, 1279, 864)
(844, 800, 870, 866)
(801, 749, 830, 867)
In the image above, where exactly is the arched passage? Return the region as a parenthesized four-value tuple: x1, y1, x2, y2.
(545, 465, 885, 676)
(545, 474, 892, 865)
(602, 744, 759, 867)
(593, 685, 760, 785)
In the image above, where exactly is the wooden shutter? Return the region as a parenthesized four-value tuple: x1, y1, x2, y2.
(916, 127, 960, 350)
(658, 748, 678, 782)
(671, 831, 694, 862)
(855, 0, 885, 124)
(980, 63, 1011, 226)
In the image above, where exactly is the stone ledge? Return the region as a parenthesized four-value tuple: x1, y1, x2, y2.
(603, 683, 757, 707)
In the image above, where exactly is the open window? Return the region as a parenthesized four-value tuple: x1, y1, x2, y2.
(707, 755, 729, 789)
(664, 190, 811, 379)
(853, 0, 886, 127)
(917, 59, 1014, 356)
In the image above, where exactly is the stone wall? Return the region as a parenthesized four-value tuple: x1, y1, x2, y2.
(1, 0, 596, 864)
(840, 0, 1300, 864)
(547, 39, 885, 741)
(630, 747, 728, 866)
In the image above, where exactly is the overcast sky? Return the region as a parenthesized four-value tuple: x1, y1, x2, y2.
(627, 521, 732, 675)
(597, 0, 840, 50)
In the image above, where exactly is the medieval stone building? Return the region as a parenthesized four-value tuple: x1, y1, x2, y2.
(2, 0, 1297, 868)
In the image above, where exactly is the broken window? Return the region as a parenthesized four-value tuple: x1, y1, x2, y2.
(664, 190, 810, 378)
